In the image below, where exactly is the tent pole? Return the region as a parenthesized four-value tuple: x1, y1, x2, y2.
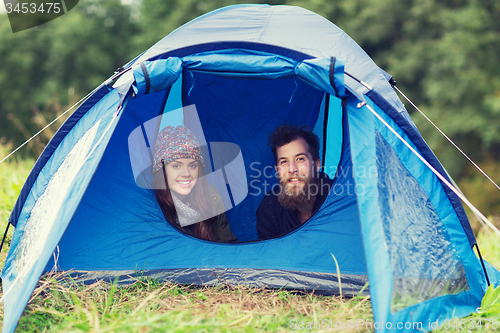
(322, 95, 330, 164)
(474, 244, 491, 286)
(0, 223, 10, 254)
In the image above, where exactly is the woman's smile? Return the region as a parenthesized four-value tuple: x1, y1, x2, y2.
(176, 179, 194, 187)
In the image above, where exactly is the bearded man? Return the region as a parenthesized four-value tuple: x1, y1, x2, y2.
(256, 124, 333, 240)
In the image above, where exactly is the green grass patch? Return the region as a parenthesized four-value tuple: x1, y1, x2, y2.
(476, 228, 500, 270)
(0, 142, 34, 267)
(9, 274, 374, 332)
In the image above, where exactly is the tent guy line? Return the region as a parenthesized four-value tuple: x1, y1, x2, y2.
(393, 84, 500, 241)
(0, 85, 104, 165)
(0, 65, 128, 166)
(393, 85, 500, 192)
(362, 101, 500, 244)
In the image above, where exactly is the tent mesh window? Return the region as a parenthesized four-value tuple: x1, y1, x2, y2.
(375, 132, 469, 313)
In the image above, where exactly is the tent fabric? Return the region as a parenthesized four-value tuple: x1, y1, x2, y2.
(47, 94, 363, 271)
(65, 268, 370, 297)
(127, 4, 404, 115)
(366, 89, 474, 244)
(347, 95, 485, 326)
(130, 51, 345, 98)
(2, 4, 498, 333)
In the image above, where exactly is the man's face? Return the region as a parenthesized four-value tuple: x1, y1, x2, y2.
(275, 138, 320, 196)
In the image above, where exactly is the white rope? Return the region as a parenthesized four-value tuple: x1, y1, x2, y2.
(0, 83, 111, 165)
(443, 166, 497, 239)
(394, 85, 500, 192)
(362, 102, 500, 244)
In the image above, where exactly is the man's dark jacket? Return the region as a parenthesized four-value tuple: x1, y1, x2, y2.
(256, 172, 333, 240)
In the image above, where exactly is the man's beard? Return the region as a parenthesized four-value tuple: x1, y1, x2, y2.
(277, 171, 319, 211)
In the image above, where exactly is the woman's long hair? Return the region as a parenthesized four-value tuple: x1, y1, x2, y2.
(154, 161, 215, 241)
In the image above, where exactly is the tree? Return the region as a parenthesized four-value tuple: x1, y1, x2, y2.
(0, 15, 52, 146)
(329, 0, 500, 178)
(0, 0, 138, 156)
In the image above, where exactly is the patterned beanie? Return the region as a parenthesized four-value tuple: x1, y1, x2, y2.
(152, 126, 205, 173)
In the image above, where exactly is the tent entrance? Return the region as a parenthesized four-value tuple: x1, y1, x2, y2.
(148, 68, 345, 241)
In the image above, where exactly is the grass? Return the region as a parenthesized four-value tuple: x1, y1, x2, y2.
(0, 142, 34, 236)
(476, 228, 500, 270)
(11, 274, 374, 332)
(0, 142, 34, 267)
(0, 142, 500, 332)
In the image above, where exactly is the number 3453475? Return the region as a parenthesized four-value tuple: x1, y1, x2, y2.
(5, 2, 61, 14)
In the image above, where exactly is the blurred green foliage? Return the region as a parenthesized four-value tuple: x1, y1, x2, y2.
(0, 0, 138, 146)
(0, 0, 499, 214)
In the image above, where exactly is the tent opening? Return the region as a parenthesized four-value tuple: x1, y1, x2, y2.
(144, 69, 346, 242)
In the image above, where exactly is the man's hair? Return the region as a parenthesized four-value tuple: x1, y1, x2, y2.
(269, 124, 320, 164)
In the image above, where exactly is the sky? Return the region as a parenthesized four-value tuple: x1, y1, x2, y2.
(0, 1, 6, 13)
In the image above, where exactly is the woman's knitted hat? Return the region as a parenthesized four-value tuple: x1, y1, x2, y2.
(152, 126, 205, 173)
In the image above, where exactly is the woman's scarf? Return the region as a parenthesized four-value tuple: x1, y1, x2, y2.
(171, 193, 202, 227)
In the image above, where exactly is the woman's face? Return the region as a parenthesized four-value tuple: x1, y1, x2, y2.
(165, 158, 199, 199)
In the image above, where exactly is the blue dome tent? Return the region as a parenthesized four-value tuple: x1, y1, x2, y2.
(2, 4, 499, 332)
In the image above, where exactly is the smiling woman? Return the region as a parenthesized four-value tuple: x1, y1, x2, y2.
(152, 125, 238, 243)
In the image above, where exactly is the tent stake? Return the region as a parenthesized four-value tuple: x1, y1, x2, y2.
(0, 223, 10, 254)
(474, 244, 491, 287)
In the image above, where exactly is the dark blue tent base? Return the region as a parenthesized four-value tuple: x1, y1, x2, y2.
(59, 269, 369, 297)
